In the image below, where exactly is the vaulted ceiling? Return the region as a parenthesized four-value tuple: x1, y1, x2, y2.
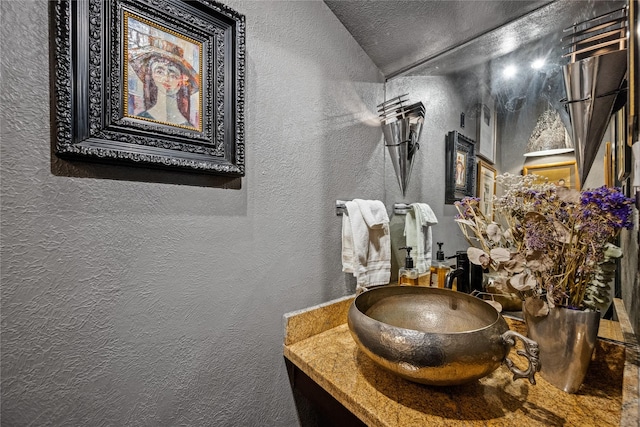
(323, 1, 555, 77)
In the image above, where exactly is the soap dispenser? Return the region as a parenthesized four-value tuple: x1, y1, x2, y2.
(431, 242, 450, 288)
(398, 246, 419, 286)
(436, 242, 445, 262)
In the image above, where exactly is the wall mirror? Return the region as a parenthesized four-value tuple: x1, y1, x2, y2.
(387, 0, 628, 182)
(381, 0, 638, 325)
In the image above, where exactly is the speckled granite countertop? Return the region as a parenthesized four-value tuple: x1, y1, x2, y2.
(283, 295, 639, 426)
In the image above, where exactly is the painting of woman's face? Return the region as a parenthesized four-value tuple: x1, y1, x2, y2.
(150, 60, 185, 96)
(455, 151, 466, 187)
(126, 13, 202, 130)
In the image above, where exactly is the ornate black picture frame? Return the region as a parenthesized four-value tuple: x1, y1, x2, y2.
(51, 0, 245, 176)
(445, 131, 476, 204)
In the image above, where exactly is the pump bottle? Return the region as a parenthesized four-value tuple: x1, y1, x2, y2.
(430, 242, 450, 287)
(398, 246, 419, 286)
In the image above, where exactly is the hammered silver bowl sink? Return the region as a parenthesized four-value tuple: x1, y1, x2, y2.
(347, 286, 539, 386)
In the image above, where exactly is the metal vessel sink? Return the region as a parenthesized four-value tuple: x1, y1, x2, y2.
(348, 286, 539, 386)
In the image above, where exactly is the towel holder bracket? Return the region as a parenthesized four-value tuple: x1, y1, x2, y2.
(393, 203, 412, 215)
(336, 200, 348, 216)
(338, 201, 415, 216)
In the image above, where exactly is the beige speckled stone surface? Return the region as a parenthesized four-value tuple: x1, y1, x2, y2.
(283, 295, 354, 346)
(284, 295, 638, 426)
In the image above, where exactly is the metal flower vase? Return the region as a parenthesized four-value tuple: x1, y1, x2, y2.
(524, 305, 600, 393)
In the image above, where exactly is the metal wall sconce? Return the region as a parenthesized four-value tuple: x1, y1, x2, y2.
(378, 94, 425, 196)
(562, 6, 628, 184)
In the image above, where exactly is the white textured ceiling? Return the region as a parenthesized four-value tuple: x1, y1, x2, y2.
(323, 1, 554, 77)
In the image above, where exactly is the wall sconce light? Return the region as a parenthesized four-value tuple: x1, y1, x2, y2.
(561, 6, 628, 183)
(378, 94, 425, 196)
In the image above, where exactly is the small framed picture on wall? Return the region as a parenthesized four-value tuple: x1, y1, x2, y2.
(445, 131, 476, 204)
(477, 160, 496, 220)
(476, 99, 496, 164)
(615, 107, 631, 182)
(604, 141, 615, 187)
(523, 160, 580, 190)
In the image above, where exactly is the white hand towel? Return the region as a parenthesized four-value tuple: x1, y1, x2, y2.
(355, 198, 388, 229)
(354, 199, 391, 286)
(342, 200, 391, 290)
(404, 203, 438, 274)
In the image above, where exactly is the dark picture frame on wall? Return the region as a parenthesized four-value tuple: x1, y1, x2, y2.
(51, 0, 246, 176)
(445, 131, 476, 204)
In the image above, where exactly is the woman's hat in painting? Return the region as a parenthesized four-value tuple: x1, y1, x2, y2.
(129, 37, 200, 94)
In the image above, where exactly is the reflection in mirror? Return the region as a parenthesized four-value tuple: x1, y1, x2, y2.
(384, 0, 637, 328)
(388, 0, 626, 183)
(563, 6, 628, 184)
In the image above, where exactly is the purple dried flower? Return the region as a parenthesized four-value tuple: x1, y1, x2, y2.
(457, 174, 635, 310)
(454, 197, 481, 220)
(579, 186, 634, 230)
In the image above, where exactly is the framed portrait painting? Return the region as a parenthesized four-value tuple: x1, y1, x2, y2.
(52, 0, 246, 176)
(446, 131, 476, 204)
(125, 14, 203, 131)
(476, 160, 496, 220)
(523, 160, 580, 190)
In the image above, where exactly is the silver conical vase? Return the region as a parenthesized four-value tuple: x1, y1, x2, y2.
(524, 305, 600, 393)
(382, 117, 423, 196)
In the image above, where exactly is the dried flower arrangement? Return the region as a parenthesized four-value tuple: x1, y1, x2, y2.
(454, 173, 634, 316)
